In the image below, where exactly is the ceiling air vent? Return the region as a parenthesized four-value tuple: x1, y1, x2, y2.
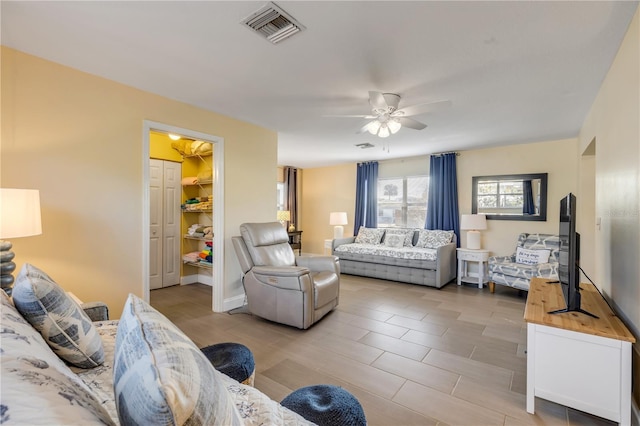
(355, 143, 375, 149)
(241, 2, 305, 44)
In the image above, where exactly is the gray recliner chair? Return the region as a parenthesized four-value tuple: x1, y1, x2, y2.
(232, 222, 340, 329)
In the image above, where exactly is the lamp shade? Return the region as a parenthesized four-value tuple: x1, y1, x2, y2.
(277, 210, 290, 221)
(0, 188, 42, 239)
(460, 214, 487, 231)
(329, 212, 348, 226)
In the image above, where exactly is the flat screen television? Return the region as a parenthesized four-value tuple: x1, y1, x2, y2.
(548, 193, 598, 318)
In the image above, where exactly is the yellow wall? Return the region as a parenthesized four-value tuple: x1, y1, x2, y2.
(1, 47, 277, 317)
(149, 131, 183, 162)
(457, 138, 579, 257)
(301, 138, 578, 257)
(578, 8, 640, 407)
(301, 164, 356, 254)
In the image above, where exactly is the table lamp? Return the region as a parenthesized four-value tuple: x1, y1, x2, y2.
(0, 188, 42, 295)
(329, 212, 348, 239)
(460, 214, 487, 250)
(277, 210, 290, 229)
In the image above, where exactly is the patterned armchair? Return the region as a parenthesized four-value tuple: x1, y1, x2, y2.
(488, 233, 560, 293)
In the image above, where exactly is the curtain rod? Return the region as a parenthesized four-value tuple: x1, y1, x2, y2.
(430, 151, 460, 157)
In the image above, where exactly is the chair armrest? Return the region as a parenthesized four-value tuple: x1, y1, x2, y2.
(295, 255, 339, 274)
(81, 302, 109, 321)
(250, 266, 312, 292)
(252, 265, 310, 277)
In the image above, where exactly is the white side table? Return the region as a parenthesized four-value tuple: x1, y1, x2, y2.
(457, 248, 490, 288)
(324, 239, 333, 255)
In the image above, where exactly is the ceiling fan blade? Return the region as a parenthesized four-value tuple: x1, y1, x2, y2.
(323, 114, 376, 118)
(368, 91, 388, 111)
(395, 99, 452, 117)
(397, 117, 427, 130)
(356, 121, 373, 134)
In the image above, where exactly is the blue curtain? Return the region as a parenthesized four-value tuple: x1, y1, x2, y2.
(425, 153, 460, 246)
(354, 161, 378, 234)
(522, 180, 535, 215)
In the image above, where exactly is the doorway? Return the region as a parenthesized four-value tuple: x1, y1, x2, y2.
(142, 120, 225, 312)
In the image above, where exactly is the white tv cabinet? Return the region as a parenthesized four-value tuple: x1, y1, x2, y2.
(524, 278, 635, 425)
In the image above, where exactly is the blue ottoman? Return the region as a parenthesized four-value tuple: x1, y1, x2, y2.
(201, 342, 255, 386)
(281, 385, 366, 426)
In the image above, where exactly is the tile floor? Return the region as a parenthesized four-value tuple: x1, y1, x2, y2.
(150, 275, 616, 426)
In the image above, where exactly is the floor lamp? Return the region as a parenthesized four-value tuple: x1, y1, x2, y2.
(460, 214, 487, 250)
(329, 212, 348, 240)
(0, 188, 42, 295)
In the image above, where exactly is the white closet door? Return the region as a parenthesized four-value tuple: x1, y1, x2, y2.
(149, 159, 163, 290)
(162, 161, 181, 287)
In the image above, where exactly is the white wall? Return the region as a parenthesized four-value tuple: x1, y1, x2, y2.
(578, 8, 639, 410)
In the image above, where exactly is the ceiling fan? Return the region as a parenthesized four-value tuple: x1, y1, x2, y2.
(329, 91, 451, 138)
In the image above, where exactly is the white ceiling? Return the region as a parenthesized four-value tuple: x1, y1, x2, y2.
(2, 1, 637, 168)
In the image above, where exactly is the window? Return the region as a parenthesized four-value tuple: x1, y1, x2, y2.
(277, 182, 285, 211)
(377, 175, 429, 228)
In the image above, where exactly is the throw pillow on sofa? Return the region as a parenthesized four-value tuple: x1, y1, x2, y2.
(1, 289, 115, 425)
(354, 226, 385, 245)
(416, 230, 454, 249)
(114, 293, 242, 426)
(383, 228, 415, 247)
(12, 263, 105, 369)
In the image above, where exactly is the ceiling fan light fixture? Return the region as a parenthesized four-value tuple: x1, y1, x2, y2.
(378, 125, 390, 138)
(388, 119, 401, 134)
(367, 120, 381, 135)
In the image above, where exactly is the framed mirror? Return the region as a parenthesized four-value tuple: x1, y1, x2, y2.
(472, 173, 548, 221)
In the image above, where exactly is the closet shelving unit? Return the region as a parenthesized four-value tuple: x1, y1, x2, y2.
(181, 152, 213, 270)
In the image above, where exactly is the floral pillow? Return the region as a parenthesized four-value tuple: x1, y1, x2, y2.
(383, 228, 415, 247)
(415, 230, 454, 248)
(354, 227, 385, 245)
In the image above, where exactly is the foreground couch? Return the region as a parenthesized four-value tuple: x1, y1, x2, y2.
(332, 227, 457, 288)
(1, 263, 314, 425)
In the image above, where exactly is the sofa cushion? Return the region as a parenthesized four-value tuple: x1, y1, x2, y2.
(355, 227, 385, 245)
(12, 263, 105, 369)
(335, 243, 438, 262)
(415, 230, 454, 248)
(114, 293, 241, 426)
(70, 320, 120, 424)
(0, 290, 116, 425)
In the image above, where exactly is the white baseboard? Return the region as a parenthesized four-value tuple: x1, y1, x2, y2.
(180, 274, 213, 286)
(223, 293, 246, 312)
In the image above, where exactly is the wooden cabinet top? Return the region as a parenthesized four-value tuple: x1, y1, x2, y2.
(524, 277, 635, 343)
